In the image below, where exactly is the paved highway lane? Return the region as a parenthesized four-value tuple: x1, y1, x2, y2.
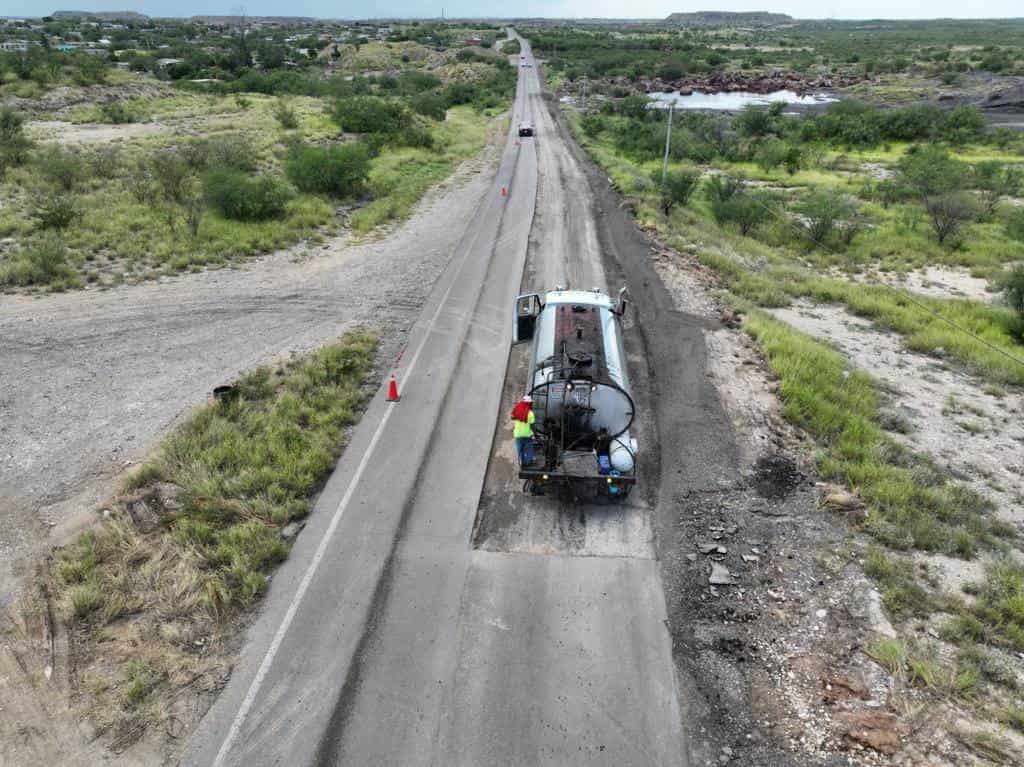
(184, 34, 685, 767)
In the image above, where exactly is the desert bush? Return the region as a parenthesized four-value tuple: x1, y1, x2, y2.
(0, 107, 32, 173)
(654, 167, 700, 215)
(88, 145, 122, 177)
(182, 135, 257, 172)
(284, 142, 371, 198)
(393, 122, 434, 149)
(704, 174, 745, 209)
(33, 146, 86, 192)
(716, 192, 772, 236)
(99, 101, 135, 124)
(203, 169, 291, 221)
(924, 192, 977, 246)
(31, 191, 80, 230)
(273, 99, 299, 130)
(149, 151, 193, 205)
(409, 92, 448, 121)
(580, 114, 607, 137)
(706, 176, 771, 235)
(973, 161, 1021, 218)
(999, 264, 1024, 340)
(1007, 208, 1024, 243)
(0, 234, 78, 288)
(332, 96, 409, 134)
(898, 145, 969, 200)
(793, 190, 860, 249)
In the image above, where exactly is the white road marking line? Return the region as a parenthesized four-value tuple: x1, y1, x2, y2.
(210, 139, 522, 767)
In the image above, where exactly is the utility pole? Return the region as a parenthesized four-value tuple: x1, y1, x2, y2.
(661, 101, 675, 184)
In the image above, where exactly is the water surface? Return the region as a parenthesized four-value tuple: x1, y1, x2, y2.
(649, 90, 837, 111)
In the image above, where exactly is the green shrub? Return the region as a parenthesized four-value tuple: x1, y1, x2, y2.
(1000, 264, 1024, 340)
(33, 146, 86, 192)
(793, 190, 860, 249)
(706, 175, 771, 235)
(273, 98, 299, 130)
(1007, 208, 1024, 243)
(0, 234, 78, 288)
(0, 106, 32, 173)
(203, 169, 292, 221)
(182, 135, 256, 172)
(409, 92, 448, 121)
(99, 101, 135, 124)
(580, 115, 607, 137)
(654, 167, 700, 215)
(284, 142, 371, 198)
(332, 96, 409, 134)
(31, 191, 79, 230)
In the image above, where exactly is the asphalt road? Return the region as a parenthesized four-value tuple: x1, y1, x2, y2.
(183, 34, 684, 767)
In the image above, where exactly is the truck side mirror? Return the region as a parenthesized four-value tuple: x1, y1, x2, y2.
(513, 293, 542, 343)
(614, 286, 630, 317)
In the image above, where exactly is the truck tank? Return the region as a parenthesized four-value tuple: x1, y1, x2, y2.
(523, 289, 637, 483)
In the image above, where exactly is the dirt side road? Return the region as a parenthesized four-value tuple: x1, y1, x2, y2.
(0, 139, 501, 610)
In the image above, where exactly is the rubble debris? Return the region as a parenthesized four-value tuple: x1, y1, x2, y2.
(710, 563, 735, 586)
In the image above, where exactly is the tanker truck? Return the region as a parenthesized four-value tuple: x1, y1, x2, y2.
(512, 287, 637, 499)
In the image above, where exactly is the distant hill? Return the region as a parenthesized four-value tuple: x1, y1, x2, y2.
(51, 10, 149, 20)
(664, 11, 793, 27)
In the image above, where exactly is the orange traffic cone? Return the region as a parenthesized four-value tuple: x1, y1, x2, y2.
(386, 374, 400, 402)
(501, 186, 507, 196)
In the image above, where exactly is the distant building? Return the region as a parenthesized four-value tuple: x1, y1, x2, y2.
(156, 57, 183, 68)
(0, 39, 29, 52)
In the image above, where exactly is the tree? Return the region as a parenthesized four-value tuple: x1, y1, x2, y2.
(923, 192, 976, 246)
(898, 147, 975, 245)
(793, 191, 859, 249)
(655, 168, 700, 215)
(943, 105, 986, 145)
(898, 145, 968, 200)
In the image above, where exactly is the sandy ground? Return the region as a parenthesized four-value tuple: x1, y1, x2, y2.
(850, 265, 997, 303)
(27, 119, 173, 144)
(771, 300, 1024, 526)
(0, 131, 503, 611)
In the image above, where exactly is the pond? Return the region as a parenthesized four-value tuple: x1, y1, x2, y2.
(648, 90, 837, 111)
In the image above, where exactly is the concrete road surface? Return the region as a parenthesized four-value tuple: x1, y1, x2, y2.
(183, 33, 685, 767)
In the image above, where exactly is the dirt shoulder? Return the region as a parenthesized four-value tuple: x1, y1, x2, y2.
(0, 132, 503, 613)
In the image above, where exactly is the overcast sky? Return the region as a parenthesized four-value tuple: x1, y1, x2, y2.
(10, 0, 1024, 22)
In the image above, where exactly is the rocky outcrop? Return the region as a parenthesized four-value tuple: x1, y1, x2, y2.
(982, 82, 1024, 109)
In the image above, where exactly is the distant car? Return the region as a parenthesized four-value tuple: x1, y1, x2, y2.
(518, 123, 534, 137)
